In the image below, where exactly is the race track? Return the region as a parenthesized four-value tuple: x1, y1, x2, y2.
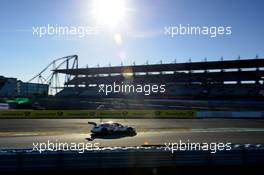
(0, 119, 264, 149)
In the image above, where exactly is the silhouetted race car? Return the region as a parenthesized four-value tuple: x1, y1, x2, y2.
(88, 121, 136, 135)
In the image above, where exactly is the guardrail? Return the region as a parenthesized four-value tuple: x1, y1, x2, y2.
(197, 111, 264, 119)
(0, 145, 264, 171)
(0, 110, 196, 119)
(0, 110, 264, 119)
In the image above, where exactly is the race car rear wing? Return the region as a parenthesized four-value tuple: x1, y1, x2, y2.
(88, 122, 97, 126)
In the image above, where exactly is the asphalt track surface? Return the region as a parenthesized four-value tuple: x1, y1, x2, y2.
(0, 119, 264, 149)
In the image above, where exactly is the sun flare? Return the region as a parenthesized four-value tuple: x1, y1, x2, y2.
(91, 0, 127, 29)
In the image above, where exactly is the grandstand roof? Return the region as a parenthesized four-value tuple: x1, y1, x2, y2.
(54, 58, 264, 75)
(65, 70, 264, 85)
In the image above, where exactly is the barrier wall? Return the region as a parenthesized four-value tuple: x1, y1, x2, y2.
(1, 146, 264, 171)
(0, 110, 263, 119)
(197, 111, 264, 119)
(0, 109, 196, 119)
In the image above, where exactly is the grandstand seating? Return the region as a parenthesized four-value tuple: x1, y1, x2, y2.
(54, 58, 264, 98)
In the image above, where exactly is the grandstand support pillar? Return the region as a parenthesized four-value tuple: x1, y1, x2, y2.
(66, 58, 69, 87)
(256, 66, 260, 85)
(237, 68, 241, 84)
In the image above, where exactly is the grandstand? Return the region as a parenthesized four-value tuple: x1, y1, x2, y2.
(54, 58, 264, 98)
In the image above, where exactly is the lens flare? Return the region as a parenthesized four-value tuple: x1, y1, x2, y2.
(91, 0, 127, 29)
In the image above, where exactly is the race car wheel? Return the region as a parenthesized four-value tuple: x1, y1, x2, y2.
(127, 127, 134, 132)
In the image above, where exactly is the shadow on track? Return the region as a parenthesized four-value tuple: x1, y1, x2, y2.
(86, 132, 137, 141)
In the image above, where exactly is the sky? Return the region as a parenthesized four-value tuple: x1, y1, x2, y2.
(0, 0, 264, 82)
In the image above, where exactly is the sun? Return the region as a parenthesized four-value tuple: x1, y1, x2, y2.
(91, 0, 127, 29)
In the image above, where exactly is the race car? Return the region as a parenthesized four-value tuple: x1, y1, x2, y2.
(88, 121, 136, 135)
